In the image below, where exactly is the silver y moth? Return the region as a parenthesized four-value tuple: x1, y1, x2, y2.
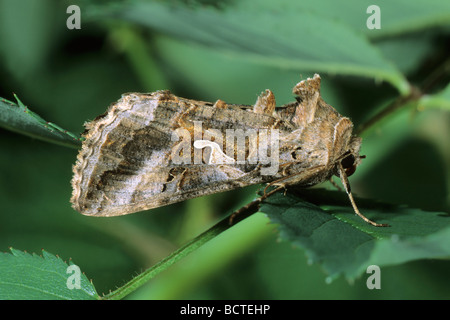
(71, 74, 387, 227)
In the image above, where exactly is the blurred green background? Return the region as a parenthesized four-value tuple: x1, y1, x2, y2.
(0, 0, 449, 299)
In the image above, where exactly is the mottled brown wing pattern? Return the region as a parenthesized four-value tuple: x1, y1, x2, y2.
(71, 74, 386, 226)
(71, 91, 284, 216)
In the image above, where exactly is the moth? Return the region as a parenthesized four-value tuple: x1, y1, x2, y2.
(71, 74, 387, 227)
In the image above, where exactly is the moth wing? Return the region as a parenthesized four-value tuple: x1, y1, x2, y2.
(71, 92, 278, 217)
(96, 164, 264, 216)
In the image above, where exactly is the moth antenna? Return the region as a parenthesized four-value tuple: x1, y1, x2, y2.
(338, 164, 389, 227)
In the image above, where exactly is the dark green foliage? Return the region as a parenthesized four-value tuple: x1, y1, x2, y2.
(0, 0, 449, 299)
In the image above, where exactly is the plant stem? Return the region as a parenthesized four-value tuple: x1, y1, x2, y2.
(356, 85, 422, 136)
(102, 202, 259, 300)
(0, 98, 83, 149)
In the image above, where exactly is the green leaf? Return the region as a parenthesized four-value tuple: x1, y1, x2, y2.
(260, 188, 450, 280)
(85, 0, 409, 94)
(361, 0, 450, 38)
(0, 0, 59, 80)
(419, 83, 450, 110)
(251, 0, 450, 38)
(0, 248, 99, 300)
(0, 96, 82, 149)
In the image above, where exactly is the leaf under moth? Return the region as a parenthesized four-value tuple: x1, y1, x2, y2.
(0, 248, 99, 300)
(259, 188, 450, 280)
(0, 96, 82, 149)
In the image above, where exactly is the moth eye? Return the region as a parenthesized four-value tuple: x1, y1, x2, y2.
(345, 164, 356, 177)
(341, 154, 356, 176)
(341, 154, 355, 168)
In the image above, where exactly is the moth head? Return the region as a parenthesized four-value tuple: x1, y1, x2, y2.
(340, 136, 364, 177)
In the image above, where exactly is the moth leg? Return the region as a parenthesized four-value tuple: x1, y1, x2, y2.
(230, 165, 327, 225)
(338, 164, 389, 227)
(277, 162, 294, 176)
(271, 164, 327, 189)
(263, 181, 287, 197)
(228, 186, 284, 225)
(329, 177, 343, 191)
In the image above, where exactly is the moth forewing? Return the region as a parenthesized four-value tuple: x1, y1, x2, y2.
(71, 92, 277, 216)
(71, 74, 387, 227)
